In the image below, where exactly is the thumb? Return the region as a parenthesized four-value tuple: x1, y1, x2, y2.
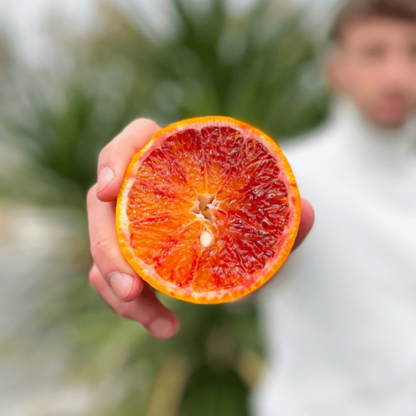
(96, 118, 161, 202)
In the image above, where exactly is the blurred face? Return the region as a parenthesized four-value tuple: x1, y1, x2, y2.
(328, 17, 416, 128)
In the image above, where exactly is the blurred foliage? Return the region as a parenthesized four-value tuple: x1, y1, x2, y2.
(0, 0, 330, 415)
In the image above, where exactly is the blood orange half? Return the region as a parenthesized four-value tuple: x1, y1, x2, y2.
(116, 116, 300, 304)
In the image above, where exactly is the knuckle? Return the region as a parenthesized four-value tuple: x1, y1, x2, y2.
(97, 146, 114, 168)
(86, 185, 98, 207)
(131, 117, 158, 129)
(114, 305, 131, 320)
(90, 237, 112, 262)
(88, 269, 101, 288)
(131, 117, 156, 126)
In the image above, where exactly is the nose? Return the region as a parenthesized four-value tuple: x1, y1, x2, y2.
(384, 55, 414, 86)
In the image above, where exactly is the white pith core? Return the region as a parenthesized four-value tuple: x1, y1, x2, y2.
(191, 194, 217, 247)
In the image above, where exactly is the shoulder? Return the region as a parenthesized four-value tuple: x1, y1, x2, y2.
(280, 124, 334, 163)
(278, 121, 340, 173)
(276, 122, 341, 198)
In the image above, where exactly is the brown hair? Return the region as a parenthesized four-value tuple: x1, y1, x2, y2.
(331, 0, 416, 42)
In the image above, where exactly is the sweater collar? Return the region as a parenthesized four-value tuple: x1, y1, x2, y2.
(329, 97, 416, 171)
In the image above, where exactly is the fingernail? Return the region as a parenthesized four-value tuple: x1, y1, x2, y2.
(150, 318, 176, 339)
(97, 167, 115, 193)
(109, 273, 134, 300)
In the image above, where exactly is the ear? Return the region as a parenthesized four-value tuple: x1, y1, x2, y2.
(324, 49, 346, 94)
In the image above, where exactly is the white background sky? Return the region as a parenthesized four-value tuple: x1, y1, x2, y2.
(0, 0, 341, 67)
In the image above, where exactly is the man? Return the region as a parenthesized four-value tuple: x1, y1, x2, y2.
(252, 0, 416, 414)
(86, 0, 416, 413)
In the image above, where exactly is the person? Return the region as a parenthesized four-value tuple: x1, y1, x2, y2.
(252, 0, 416, 414)
(86, 0, 416, 412)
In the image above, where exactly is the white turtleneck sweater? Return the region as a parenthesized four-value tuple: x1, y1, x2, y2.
(252, 98, 416, 416)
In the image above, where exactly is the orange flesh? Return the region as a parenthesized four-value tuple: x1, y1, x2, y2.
(118, 117, 300, 304)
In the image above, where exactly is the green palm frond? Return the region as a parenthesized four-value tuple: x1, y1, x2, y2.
(1, 1, 330, 415)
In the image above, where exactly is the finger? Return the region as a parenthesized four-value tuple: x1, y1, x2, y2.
(89, 264, 178, 339)
(96, 118, 161, 202)
(292, 198, 315, 251)
(87, 185, 144, 301)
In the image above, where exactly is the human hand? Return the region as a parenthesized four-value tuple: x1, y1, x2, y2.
(86, 119, 315, 339)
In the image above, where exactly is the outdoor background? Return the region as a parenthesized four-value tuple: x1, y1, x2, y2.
(0, 0, 337, 415)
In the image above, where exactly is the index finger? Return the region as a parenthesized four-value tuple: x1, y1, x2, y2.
(291, 198, 315, 251)
(96, 118, 161, 202)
